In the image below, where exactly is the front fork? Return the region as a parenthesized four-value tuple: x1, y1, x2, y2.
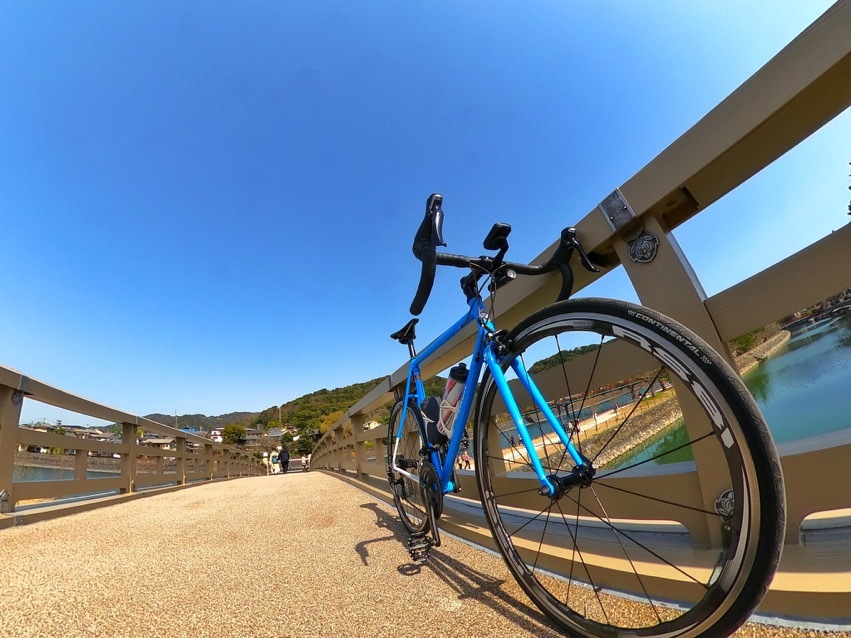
(483, 348, 592, 498)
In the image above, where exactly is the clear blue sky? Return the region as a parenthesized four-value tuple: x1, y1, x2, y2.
(1, 2, 848, 427)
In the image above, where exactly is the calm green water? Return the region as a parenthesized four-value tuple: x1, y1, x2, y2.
(12, 465, 119, 482)
(611, 313, 851, 467)
(742, 314, 851, 443)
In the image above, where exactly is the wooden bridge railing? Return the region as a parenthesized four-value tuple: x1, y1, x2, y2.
(0, 365, 263, 528)
(310, 0, 851, 622)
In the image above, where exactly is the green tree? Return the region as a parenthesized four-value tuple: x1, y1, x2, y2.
(730, 332, 757, 355)
(294, 437, 314, 455)
(51, 427, 67, 454)
(222, 424, 246, 446)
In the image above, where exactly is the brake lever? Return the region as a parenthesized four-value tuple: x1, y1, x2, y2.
(562, 228, 599, 273)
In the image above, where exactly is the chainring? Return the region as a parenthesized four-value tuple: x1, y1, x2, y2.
(419, 460, 443, 520)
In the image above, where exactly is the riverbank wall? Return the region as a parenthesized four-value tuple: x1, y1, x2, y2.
(735, 330, 791, 375)
(14, 452, 176, 474)
(586, 402, 683, 468)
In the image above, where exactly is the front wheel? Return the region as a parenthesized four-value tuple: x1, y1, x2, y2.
(474, 298, 785, 638)
(386, 399, 430, 535)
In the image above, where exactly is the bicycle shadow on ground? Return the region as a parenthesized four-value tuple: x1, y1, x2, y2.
(413, 548, 563, 636)
(357, 501, 563, 637)
(355, 502, 411, 566)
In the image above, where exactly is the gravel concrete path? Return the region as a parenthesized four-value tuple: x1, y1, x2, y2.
(0, 472, 846, 638)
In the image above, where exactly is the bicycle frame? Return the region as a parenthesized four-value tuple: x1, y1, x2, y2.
(392, 294, 586, 497)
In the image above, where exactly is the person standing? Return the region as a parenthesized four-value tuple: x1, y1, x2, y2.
(279, 446, 290, 474)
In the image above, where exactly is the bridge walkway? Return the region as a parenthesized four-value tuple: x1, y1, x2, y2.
(0, 472, 843, 637)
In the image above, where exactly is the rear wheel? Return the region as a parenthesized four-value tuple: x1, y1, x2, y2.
(474, 298, 784, 638)
(386, 399, 429, 535)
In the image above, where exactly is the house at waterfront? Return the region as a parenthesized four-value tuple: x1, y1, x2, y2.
(141, 436, 175, 450)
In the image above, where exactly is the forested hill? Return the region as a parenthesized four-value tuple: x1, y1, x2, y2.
(143, 412, 256, 431)
(247, 376, 390, 432)
(239, 375, 444, 432)
(133, 374, 445, 440)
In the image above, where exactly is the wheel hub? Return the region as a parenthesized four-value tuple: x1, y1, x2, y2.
(539, 463, 597, 500)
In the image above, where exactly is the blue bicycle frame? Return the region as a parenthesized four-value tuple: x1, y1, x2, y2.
(392, 294, 586, 497)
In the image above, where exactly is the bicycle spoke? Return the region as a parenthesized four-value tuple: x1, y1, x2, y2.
(594, 479, 722, 518)
(518, 494, 611, 623)
(485, 446, 535, 472)
(553, 495, 611, 623)
(590, 368, 664, 465)
(483, 481, 541, 501)
(563, 492, 711, 589)
(588, 486, 663, 623)
(574, 335, 605, 424)
(596, 430, 715, 480)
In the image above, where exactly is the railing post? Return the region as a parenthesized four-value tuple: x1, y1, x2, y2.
(334, 428, 343, 472)
(205, 444, 214, 480)
(121, 423, 137, 494)
(74, 446, 87, 481)
(0, 385, 23, 513)
(610, 210, 737, 547)
(608, 210, 733, 363)
(352, 414, 366, 478)
(176, 437, 186, 485)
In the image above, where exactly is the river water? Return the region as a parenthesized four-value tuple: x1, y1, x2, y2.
(742, 314, 851, 443)
(614, 313, 851, 467)
(12, 465, 120, 482)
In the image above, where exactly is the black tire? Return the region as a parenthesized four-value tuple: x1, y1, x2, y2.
(386, 399, 430, 535)
(474, 298, 785, 638)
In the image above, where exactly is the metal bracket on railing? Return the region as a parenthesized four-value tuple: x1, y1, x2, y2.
(598, 188, 659, 263)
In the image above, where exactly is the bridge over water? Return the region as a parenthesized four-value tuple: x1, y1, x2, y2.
(2, 2, 851, 635)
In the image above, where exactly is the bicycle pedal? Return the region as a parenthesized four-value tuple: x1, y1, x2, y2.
(407, 533, 431, 562)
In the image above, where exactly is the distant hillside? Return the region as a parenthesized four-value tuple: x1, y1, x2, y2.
(234, 376, 446, 433)
(143, 412, 256, 431)
(129, 375, 446, 445)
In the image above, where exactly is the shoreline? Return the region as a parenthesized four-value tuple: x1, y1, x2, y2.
(735, 330, 791, 376)
(14, 451, 176, 474)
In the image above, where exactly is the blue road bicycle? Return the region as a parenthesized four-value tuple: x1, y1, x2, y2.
(387, 194, 784, 638)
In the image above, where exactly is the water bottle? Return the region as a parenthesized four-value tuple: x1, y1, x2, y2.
(425, 363, 468, 445)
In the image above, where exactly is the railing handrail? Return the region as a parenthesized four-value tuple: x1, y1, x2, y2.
(0, 365, 264, 520)
(315, 1, 851, 447)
